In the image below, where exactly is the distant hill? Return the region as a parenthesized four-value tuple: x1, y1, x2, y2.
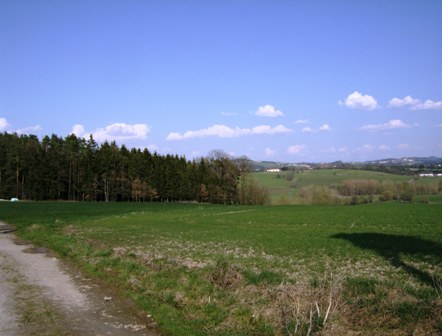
(252, 156, 442, 172)
(362, 156, 442, 166)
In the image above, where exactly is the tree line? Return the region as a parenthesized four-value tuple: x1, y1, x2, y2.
(299, 178, 442, 205)
(0, 132, 268, 204)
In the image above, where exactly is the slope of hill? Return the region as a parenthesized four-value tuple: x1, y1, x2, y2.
(253, 168, 442, 205)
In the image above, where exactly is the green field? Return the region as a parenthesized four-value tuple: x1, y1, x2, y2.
(254, 169, 442, 205)
(1, 201, 441, 335)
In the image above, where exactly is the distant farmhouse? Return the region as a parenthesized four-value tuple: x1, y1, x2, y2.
(266, 168, 281, 173)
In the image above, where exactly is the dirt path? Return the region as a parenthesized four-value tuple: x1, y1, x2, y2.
(0, 223, 158, 336)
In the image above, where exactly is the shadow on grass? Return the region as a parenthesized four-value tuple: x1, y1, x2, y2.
(331, 233, 442, 289)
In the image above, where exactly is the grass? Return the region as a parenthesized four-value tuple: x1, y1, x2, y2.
(253, 171, 302, 204)
(254, 169, 442, 205)
(1, 201, 441, 335)
(291, 169, 409, 186)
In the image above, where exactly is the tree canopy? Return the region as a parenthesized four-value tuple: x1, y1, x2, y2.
(0, 132, 268, 204)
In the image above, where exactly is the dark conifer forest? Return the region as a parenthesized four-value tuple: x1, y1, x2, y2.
(0, 132, 267, 204)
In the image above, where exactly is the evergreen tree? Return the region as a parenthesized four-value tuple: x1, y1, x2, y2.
(0, 132, 249, 204)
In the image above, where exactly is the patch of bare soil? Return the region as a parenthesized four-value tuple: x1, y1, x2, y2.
(0, 226, 158, 336)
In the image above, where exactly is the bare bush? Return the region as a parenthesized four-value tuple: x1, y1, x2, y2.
(207, 262, 344, 334)
(209, 259, 242, 289)
(263, 275, 344, 335)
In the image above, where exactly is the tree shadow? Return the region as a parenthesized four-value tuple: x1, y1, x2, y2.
(331, 233, 442, 289)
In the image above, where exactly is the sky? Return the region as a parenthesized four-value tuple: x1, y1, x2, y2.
(1, 0, 441, 163)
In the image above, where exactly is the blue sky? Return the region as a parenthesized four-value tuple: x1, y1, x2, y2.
(1, 0, 441, 162)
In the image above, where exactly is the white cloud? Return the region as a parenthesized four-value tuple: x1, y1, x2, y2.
(437, 124, 442, 128)
(71, 123, 150, 142)
(71, 124, 86, 137)
(388, 96, 442, 110)
(221, 112, 237, 117)
(0, 117, 11, 131)
(326, 146, 350, 154)
(379, 144, 390, 151)
(339, 91, 378, 111)
(287, 144, 306, 155)
(326, 144, 390, 155)
(397, 143, 421, 151)
(167, 125, 238, 140)
(265, 147, 276, 157)
(360, 119, 411, 132)
(166, 132, 186, 141)
(94, 123, 150, 142)
(255, 105, 284, 117)
(412, 97, 440, 110)
(295, 119, 308, 124)
(417, 100, 442, 110)
(302, 124, 330, 133)
(357, 144, 394, 153)
(359, 144, 375, 152)
(337, 146, 350, 153)
(388, 96, 419, 108)
(166, 124, 293, 141)
(0, 118, 42, 135)
(16, 125, 43, 135)
(252, 125, 292, 134)
(146, 144, 159, 152)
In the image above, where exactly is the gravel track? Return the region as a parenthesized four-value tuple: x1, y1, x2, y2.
(0, 222, 158, 336)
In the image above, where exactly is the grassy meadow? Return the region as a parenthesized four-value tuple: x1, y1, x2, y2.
(1, 201, 441, 335)
(254, 169, 442, 205)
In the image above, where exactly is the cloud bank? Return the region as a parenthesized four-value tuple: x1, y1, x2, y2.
(167, 124, 293, 141)
(0, 117, 42, 135)
(360, 119, 411, 132)
(72, 123, 150, 142)
(388, 96, 442, 110)
(340, 92, 442, 111)
(16, 125, 43, 135)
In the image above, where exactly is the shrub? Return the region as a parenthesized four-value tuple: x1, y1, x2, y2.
(400, 190, 415, 202)
(301, 186, 338, 205)
(381, 190, 393, 201)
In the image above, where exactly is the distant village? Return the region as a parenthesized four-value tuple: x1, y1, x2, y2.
(263, 168, 442, 177)
(418, 173, 442, 177)
(255, 156, 442, 177)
